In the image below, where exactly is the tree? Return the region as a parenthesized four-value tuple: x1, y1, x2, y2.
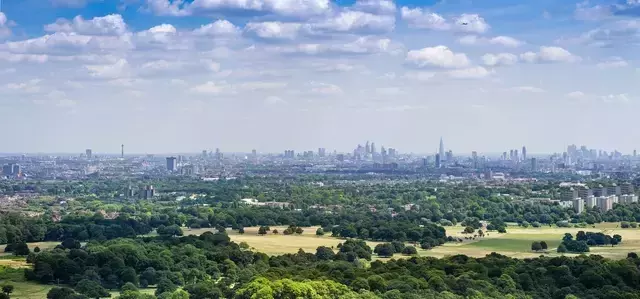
(374, 243, 395, 257)
(168, 289, 190, 299)
(238, 227, 245, 234)
(12, 242, 30, 256)
(401, 246, 417, 255)
(531, 242, 542, 252)
(557, 244, 568, 253)
(121, 282, 138, 292)
(258, 226, 269, 236)
(75, 279, 109, 299)
(477, 230, 484, 237)
(295, 227, 304, 235)
(463, 226, 475, 234)
(272, 229, 279, 234)
(315, 246, 335, 261)
(563, 233, 573, 242)
(1, 285, 13, 295)
(540, 241, 548, 250)
(155, 278, 177, 296)
(613, 234, 622, 244)
(34, 246, 41, 253)
(316, 228, 325, 236)
(47, 287, 80, 299)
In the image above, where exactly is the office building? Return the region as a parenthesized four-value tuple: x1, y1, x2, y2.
(284, 150, 295, 159)
(531, 158, 537, 172)
(560, 187, 579, 201)
(166, 157, 177, 171)
(318, 148, 326, 157)
(596, 195, 615, 212)
(577, 186, 593, 200)
(573, 198, 584, 214)
(182, 164, 195, 175)
(522, 146, 527, 161)
(439, 137, 445, 161)
(621, 183, 635, 195)
(126, 186, 135, 198)
(586, 195, 597, 208)
(607, 185, 621, 196)
(620, 195, 638, 204)
(86, 149, 92, 159)
(435, 153, 441, 169)
(139, 185, 155, 200)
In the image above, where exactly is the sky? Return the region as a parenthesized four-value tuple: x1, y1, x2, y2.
(0, 0, 639, 155)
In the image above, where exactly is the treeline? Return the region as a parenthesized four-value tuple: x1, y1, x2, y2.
(330, 222, 447, 248)
(25, 234, 640, 299)
(558, 231, 622, 253)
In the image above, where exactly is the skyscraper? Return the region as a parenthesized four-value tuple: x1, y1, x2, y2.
(121, 144, 124, 158)
(371, 142, 376, 154)
(365, 141, 371, 154)
(85, 149, 92, 159)
(166, 157, 177, 171)
(522, 146, 527, 161)
(435, 153, 441, 169)
(439, 137, 445, 161)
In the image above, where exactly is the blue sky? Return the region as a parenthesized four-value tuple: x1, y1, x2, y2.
(0, 0, 639, 154)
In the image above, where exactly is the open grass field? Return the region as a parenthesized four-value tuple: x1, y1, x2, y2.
(181, 223, 640, 260)
(183, 226, 383, 255)
(0, 242, 60, 257)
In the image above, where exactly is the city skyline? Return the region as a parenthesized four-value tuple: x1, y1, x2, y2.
(1, 0, 640, 153)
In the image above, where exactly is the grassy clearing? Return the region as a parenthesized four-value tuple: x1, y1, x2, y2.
(0, 242, 60, 257)
(183, 226, 382, 255)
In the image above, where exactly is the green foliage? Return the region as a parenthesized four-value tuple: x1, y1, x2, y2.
(75, 279, 110, 298)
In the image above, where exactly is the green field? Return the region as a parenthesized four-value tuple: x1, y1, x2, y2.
(466, 238, 563, 252)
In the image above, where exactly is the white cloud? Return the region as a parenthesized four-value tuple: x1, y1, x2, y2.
(5, 79, 42, 93)
(574, 2, 612, 21)
(146, 0, 332, 18)
(0, 13, 11, 38)
(453, 14, 490, 34)
(353, 0, 396, 15)
(44, 14, 128, 36)
(403, 71, 436, 81)
(85, 58, 130, 79)
(447, 66, 492, 79)
(567, 20, 640, 47)
(482, 53, 518, 66)
(400, 7, 449, 30)
(50, 0, 100, 8)
(309, 81, 343, 94)
(520, 46, 580, 63)
(511, 86, 545, 93)
(596, 57, 628, 68)
(406, 46, 470, 68)
(245, 22, 303, 40)
(193, 20, 241, 36)
(459, 35, 523, 47)
(315, 63, 355, 72)
(309, 10, 395, 33)
(601, 93, 630, 103)
(566, 91, 586, 98)
(190, 81, 226, 94)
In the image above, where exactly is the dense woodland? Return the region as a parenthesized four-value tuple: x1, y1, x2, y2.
(3, 177, 640, 298)
(15, 233, 640, 299)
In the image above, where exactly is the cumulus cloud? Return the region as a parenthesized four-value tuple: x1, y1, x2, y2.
(44, 14, 128, 36)
(309, 81, 343, 94)
(85, 58, 130, 79)
(520, 46, 580, 63)
(596, 57, 628, 68)
(193, 20, 241, 36)
(482, 53, 518, 66)
(453, 14, 490, 34)
(566, 20, 640, 47)
(511, 86, 545, 93)
(400, 7, 449, 30)
(406, 46, 470, 68)
(566, 91, 586, 98)
(145, 0, 332, 18)
(245, 22, 303, 40)
(50, 0, 101, 8)
(447, 66, 492, 79)
(353, 0, 396, 15)
(458, 35, 523, 47)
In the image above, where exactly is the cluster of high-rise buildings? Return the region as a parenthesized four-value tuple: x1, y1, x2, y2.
(561, 183, 637, 212)
(2, 163, 21, 178)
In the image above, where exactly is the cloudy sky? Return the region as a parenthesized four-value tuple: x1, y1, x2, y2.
(0, 0, 639, 155)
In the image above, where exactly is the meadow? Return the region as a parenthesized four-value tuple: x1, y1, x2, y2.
(182, 223, 640, 260)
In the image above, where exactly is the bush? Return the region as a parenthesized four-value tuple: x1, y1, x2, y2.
(401, 246, 417, 255)
(557, 244, 568, 253)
